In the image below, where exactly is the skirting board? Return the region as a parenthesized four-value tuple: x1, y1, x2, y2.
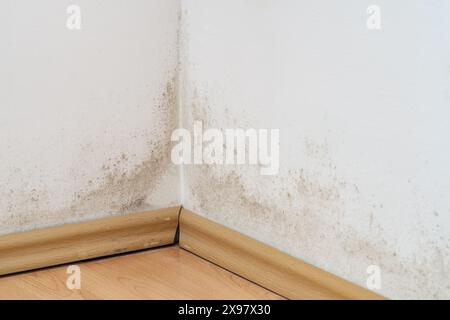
(0, 206, 180, 276)
(179, 209, 384, 300)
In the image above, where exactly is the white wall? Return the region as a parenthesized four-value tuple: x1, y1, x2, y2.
(0, 0, 180, 235)
(2, 0, 449, 300)
(181, 0, 450, 299)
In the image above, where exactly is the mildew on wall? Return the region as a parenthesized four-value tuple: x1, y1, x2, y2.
(181, 0, 450, 299)
(0, 0, 180, 235)
(2, 0, 449, 300)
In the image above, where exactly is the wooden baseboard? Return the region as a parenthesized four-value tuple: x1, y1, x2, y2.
(0, 206, 180, 276)
(179, 208, 384, 300)
(1, 206, 385, 299)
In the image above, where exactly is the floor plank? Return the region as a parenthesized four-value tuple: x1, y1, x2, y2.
(0, 246, 284, 300)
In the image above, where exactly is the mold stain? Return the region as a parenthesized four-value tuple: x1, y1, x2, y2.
(69, 77, 179, 216)
(187, 158, 450, 299)
(184, 89, 450, 299)
(0, 77, 178, 236)
(185, 91, 348, 248)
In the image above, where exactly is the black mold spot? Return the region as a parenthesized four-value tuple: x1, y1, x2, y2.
(185, 90, 450, 299)
(0, 77, 178, 236)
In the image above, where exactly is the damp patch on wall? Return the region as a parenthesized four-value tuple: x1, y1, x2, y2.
(0, 77, 179, 236)
(181, 83, 450, 300)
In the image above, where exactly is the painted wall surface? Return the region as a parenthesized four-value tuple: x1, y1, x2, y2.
(2, 0, 449, 300)
(0, 0, 180, 235)
(180, 1, 450, 299)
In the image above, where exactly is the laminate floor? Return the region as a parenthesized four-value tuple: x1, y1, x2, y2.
(0, 246, 284, 300)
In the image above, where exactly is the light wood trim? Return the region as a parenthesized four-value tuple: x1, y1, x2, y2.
(179, 209, 384, 300)
(0, 207, 180, 276)
(0, 247, 283, 300)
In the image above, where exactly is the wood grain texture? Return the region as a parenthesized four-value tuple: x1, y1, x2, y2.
(0, 247, 284, 300)
(179, 209, 385, 300)
(0, 207, 180, 276)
